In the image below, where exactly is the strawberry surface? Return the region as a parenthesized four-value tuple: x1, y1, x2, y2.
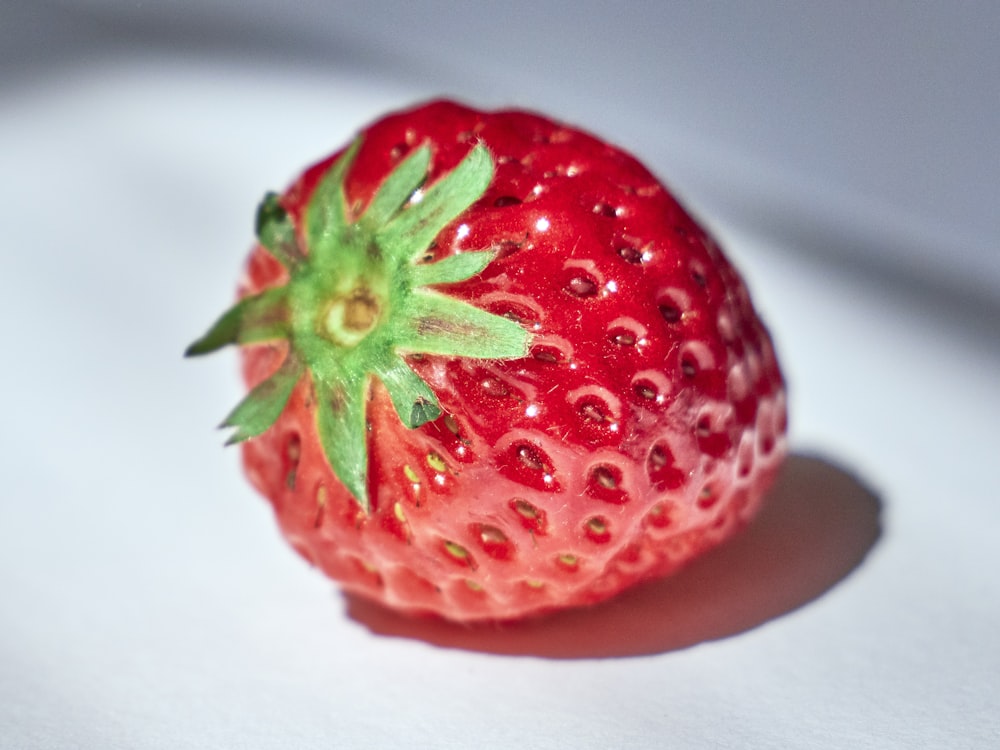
(190, 100, 787, 622)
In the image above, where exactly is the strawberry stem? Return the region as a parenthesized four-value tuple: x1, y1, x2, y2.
(187, 138, 530, 512)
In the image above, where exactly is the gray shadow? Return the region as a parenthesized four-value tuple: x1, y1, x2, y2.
(345, 454, 882, 658)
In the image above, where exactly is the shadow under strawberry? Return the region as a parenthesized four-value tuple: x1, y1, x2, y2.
(343, 454, 881, 658)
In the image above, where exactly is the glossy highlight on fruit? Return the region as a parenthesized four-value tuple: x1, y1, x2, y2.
(188, 100, 788, 622)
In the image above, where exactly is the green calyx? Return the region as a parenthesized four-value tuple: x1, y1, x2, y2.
(187, 138, 530, 511)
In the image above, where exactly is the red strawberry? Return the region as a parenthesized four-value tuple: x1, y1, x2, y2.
(188, 100, 787, 623)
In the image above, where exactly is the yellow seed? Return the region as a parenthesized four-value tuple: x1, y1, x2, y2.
(444, 541, 469, 560)
(404, 465, 420, 483)
(393, 501, 407, 523)
(479, 525, 507, 544)
(586, 517, 607, 534)
(316, 484, 329, 507)
(512, 498, 539, 519)
(594, 466, 617, 489)
(426, 452, 447, 473)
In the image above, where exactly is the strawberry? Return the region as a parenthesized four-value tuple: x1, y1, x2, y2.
(188, 100, 787, 623)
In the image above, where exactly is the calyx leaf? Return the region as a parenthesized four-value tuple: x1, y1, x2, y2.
(187, 137, 530, 512)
